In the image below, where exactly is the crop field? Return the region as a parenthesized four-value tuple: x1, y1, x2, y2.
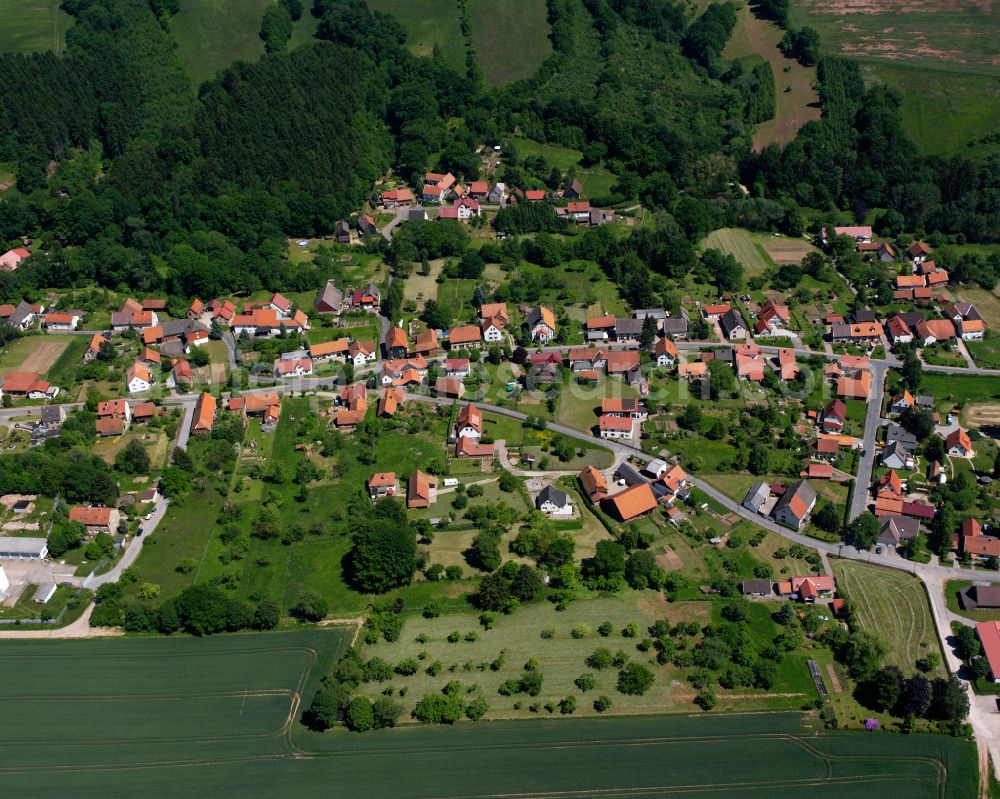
(367, 0, 466, 71)
(0, 630, 350, 793)
(469, 0, 551, 85)
(700, 228, 774, 276)
(170, 0, 322, 86)
(788, 0, 1000, 156)
(832, 560, 946, 677)
(0, 335, 74, 380)
(0, 0, 72, 55)
(723, 3, 821, 148)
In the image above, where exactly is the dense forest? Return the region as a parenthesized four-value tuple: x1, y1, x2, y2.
(0, 0, 999, 308)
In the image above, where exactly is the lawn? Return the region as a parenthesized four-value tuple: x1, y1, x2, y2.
(510, 138, 623, 201)
(964, 335, 1000, 370)
(366, 0, 466, 71)
(0, 335, 76, 381)
(723, 3, 820, 148)
(703, 472, 848, 511)
(921, 374, 1000, 412)
(0, 0, 73, 55)
(832, 559, 946, 678)
(468, 0, 550, 85)
(170, 0, 321, 86)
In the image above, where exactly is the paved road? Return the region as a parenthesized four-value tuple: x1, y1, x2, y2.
(82, 495, 169, 589)
(849, 362, 888, 522)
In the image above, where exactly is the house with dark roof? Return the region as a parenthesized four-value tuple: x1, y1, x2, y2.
(578, 466, 608, 504)
(742, 482, 771, 514)
(740, 579, 773, 597)
(315, 281, 344, 315)
(877, 514, 920, 548)
(536, 485, 572, 516)
(719, 309, 748, 340)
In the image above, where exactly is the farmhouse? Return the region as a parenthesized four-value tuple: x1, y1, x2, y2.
(435, 377, 464, 398)
(448, 324, 482, 349)
(578, 465, 608, 504)
(772, 480, 816, 530)
(412, 330, 439, 357)
(655, 337, 678, 366)
(603, 483, 657, 522)
(719, 309, 748, 340)
(601, 398, 645, 418)
(946, 427, 973, 457)
(191, 392, 217, 436)
(455, 403, 483, 439)
(1, 372, 58, 400)
(310, 338, 350, 363)
(791, 575, 834, 602)
(314, 281, 345, 315)
(526, 305, 557, 343)
(44, 311, 81, 331)
(69, 506, 121, 536)
(598, 415, 634, 439)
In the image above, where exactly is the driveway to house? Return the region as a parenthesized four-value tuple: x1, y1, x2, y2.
(0, 604, 122, 639)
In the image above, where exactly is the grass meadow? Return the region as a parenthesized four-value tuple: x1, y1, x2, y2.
(723, 3, 820, 148)
(469, 0, 551, 85)
(170, 0, 323, 86)
(832, 559, 946, 678)
(366, 0, 466, 71)
(0, 0, 72, 55)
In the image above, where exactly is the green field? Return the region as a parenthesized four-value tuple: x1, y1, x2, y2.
(510, 138, 622, 199)
(723, 3, 820, 148)
(0, 634, 975, 799)
(170, 0, 323, 86)
(468, 0, 551, 85)
(788, 0, 1000, 157)
(0, 0, 73, 54)
(832, 559, 946, 678)
(367, 0, 466, 71)
(700, 227, 775, 276)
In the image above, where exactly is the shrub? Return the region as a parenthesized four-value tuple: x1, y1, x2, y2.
(617, 663, 655, 695)
(594, 695, 613, 712)
(574, 673, 596, 692)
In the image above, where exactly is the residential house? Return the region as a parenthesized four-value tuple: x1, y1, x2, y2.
(315, 281, 345, 315)
(377, 387, 404, 418)
(412, 330, 439, 357)
(567, 346, 607, 372)
(40, 405, 66, 430)
(564, 179, 584, 199)
(126, 362, 152, 394)
(44, 311, 81, 331)
(655, 337, 678, 367)
(335, 384, 367, 430)
(348, 340, 376, 367)
(963, 519, 1000, 562)
(523, 189, 545, 202)
(915, 318, 956, 346)
(435, 377, 465, 398)
(274, 357, 314, 378)
(678, 361, 708, 381)
(381, 357, 428, 387)
(455, 403, 483, 439)
(385, 327, 409, 359)
(773, 480, 817, 530)
(481, 318, 504, 342)
(889, 390, 915, 415)
(5, 300, 39, 331)
(643, 459, 668, 479)
(190, 392, 217, 436)
(0, 246, 31, 271)
(959, 319, 987, 341)
(605, 351, 641, 383)
(601, 398, 646, 419)
(336, 220, 351, 243)
(791, 575, 834, 602)
(877, 514, 920, 549)
(613, 318, 643, 345)
(351, 283, 381, 313)
(881, 440, 914, 471)
(661, 309, 690, 339)
(111, 299, 157, 331)
(309, 338, 350, 363)
(479, 303, 509, 326)
(578, 465, 608, 504)
(448, 324, 482, 350)
(837, 371, 871, 400)
(946, 427, 973, 457)
(602, 483, 657, 522)
(585, 316, 616, 341)
(908, 242, 931, 263)
(736, 352, 765, 382)
(536, 485, 572, 516)
(357, 214, 378, 236)
(468, 181, 489, 200)
(85, 333, 109, 362)
(407, 470, 436, 509)
(455, 436, 495, 459)
(598, 415, 633, 439)
(69, 506, 121, 536)
(526, 305, 557, 343)
(743, 482, 771, 514)
(830, 322, 883, 343)
(886, 315, 913, 345)
(380, 187, 413, 207)
(367, 472, 398, 499)
(702, 304, 730, 320)
(97, 399, 131, 431)
(740, 579, 773, 598)
(719, 309, 748, 340)
(438, 197, 481, 221)
(444, 358, 470, 377)
(777, 348, 799, 381)
(754, 301, 790, 336)
(0, 371, 57, 400)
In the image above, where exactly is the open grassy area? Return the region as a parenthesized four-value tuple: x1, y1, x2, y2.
(832, 559, 946, 678)
(723, 3, 820, 148)
(0, 334, 77, 382)
(921, 374, 1000, 413)
(0, 0, 73, 55)
(367, 0, 466, 71)
(788, 1, 1000, 157)
(170, 0, 321, 86)
(468, 0, 551, 85)
(510, 138, 622, 200)
(700, 227, 774, 276)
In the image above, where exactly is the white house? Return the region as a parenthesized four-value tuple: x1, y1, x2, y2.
(598, 416, 633, 439)
(126, 362, 152, 394)
(482, 320, 503, 342)
(536, 485, 572, 516)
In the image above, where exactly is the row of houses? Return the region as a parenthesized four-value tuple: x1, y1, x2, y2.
(743, 480, 817, 530)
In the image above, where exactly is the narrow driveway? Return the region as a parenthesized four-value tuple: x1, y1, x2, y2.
(849, 362, 887, 521)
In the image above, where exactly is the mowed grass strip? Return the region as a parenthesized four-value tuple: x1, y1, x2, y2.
(700, 228, 774, 276)
(0, 0, 72, 55)
(832, 559, 945, 677)
(469, 0, 551, 85)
